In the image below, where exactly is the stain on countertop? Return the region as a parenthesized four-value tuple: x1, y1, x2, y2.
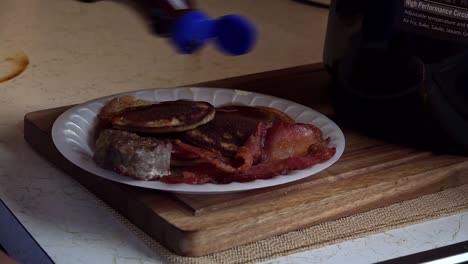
(0, 50, 29, 83)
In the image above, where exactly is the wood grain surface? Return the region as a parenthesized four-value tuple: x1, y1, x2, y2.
(23, 63, 468, 256)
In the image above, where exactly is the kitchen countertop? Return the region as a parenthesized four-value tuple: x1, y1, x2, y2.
(0, 0, 467, 263)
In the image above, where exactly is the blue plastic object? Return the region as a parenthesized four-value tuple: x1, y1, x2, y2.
(171, 11, 257, 55)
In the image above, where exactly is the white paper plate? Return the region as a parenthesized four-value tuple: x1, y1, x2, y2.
(52, 87, 345, 194)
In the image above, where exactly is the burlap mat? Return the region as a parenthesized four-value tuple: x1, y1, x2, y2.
(104, 184, 468, 264)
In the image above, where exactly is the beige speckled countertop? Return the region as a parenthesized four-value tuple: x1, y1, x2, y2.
(0, 0, 328, 128)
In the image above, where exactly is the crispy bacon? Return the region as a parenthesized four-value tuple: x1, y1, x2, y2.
(234, 122, 269, 172)
(174, 140, 235, 172)
(221, 141, 336, 183)
(159, 163, 226, 184)
(170, 143, 205, 166)
(158, 122, 336, 185)
(173, 123, 269, 173)
(162, 141, 335, 184)
(262, 122, 324, 162)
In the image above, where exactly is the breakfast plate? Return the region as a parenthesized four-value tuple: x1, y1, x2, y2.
(51, 87, 345, 194)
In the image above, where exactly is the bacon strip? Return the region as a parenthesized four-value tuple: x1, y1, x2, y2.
(159, 122, 336, 185)
(170, 143, 206, 166)
(174, 123, 268, 173)
(161, 141, 335, 184)
(159, 164, 226, 184)
(174, 140, 236, 172)
(234, 122, 269, 172)
(221, 142, 336, 183)
(262, 122, 324, 162)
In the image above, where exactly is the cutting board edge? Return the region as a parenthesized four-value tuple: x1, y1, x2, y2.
(166, 162, 468, 256)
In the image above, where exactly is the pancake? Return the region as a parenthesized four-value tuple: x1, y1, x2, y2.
(98, 95, 156, 121)
(97, 95, 216, 133)
(112, 100, 215, 133)
(183, 105, 294, 157)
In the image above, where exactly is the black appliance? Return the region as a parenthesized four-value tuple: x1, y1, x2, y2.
(323, 0, 468, 155)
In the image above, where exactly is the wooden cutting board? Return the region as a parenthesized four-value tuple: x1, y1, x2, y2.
(23, 63, 468, 257)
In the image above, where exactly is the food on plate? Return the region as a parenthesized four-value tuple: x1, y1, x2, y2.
(174, 122, 269, 174)
(99, 95, 215, 133)
(184, 105, 294, 157)
(163, 122, 335, 184)
(98, 95, 154, 121)
(93, 95, 336, 184)
(261, 122, 324, 162)
(94, 129, 171, 180)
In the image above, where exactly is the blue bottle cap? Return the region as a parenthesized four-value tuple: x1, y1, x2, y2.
(171, 11, 215, 54)
(215, 15, 257, 56)
(171, 11, 257, 55)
